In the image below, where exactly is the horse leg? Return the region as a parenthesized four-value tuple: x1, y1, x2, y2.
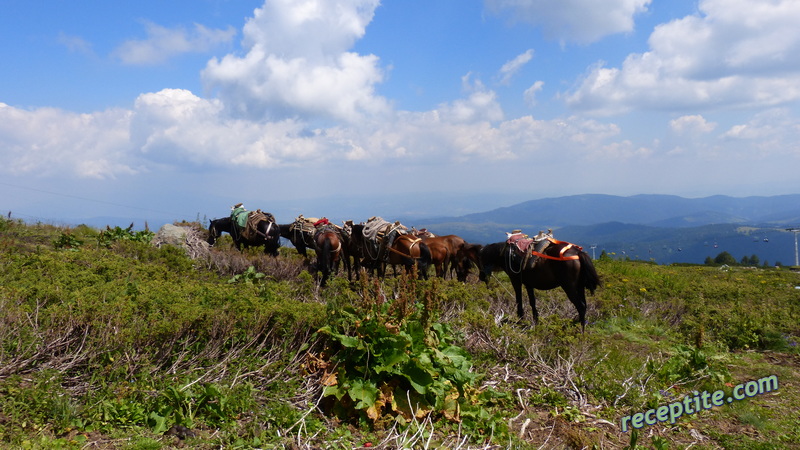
(562, 284, 587, 332)
(525, 283, 539, 325)
(318, 239, 331, 287)
(444, 249, 453, 278)
(509, 276, 525, 320)
(341, 248, 351, 281)
(351, 253, 362, 280)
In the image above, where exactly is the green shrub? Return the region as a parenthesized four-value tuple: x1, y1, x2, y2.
(97, 225, 154, 248)
(313, 275, 509, 440)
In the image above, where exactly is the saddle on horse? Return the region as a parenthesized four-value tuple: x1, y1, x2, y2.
(506, 229, 577, 267)
(312, 217, 341, 237)
(287, 215, 320, 247)
(290, 215, 320, 234)
(231, 203, 274, 241)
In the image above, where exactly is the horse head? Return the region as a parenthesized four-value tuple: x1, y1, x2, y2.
(207, 218, 221, 245)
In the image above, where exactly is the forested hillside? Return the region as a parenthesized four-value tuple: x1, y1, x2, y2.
(413, 194, 800, 265)
(2, 217, 800, 449)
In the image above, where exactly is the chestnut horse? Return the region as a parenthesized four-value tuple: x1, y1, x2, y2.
(462, 241, 600, 330)
(418, 234, 466, 279)
(207, 216, 280, 256)
(424, 240, 451, 277)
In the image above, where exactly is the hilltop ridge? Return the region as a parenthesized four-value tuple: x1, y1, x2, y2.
(411, 194, 800, 265)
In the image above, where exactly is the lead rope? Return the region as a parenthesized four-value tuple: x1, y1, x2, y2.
(364, 233, 381, 261)
(506, 247, 525, 274)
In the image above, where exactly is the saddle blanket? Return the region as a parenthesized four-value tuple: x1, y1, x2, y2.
(506, 229, 555, 255)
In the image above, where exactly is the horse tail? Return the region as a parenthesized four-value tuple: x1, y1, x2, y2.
(579, 251, 601, 294)
(417, 241, 432, 273)
(321, 235, 332, 275)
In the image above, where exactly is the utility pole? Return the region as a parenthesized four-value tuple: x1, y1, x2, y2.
(590, 244, 597, 260)
(787, 228, 800, 267)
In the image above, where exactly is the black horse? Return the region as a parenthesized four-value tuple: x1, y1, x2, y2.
(278, 223, 317, 257)
(464, 241, 600, 330)
(207, 216, 281, 256)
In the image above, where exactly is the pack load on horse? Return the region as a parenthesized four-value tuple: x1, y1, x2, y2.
(279, 214, 323, 257)
(231, 203, 276, 242)
(207, 203, 280, 256)
(460, 229, 600, 331)
(360, 217, 430, 278)
(412, 228, 436, 238)
(362, 217, 406, 260)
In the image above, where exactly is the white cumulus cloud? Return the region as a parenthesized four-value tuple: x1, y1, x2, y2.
(202, 0, 390, 123)
(565, 0, 800, 114)
(435, 75, 505, 124)
(669, 115, 716, 134)
(0, 103, 135, 179)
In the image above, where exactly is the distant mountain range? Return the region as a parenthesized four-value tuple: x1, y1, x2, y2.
(412, 194, 800, 265)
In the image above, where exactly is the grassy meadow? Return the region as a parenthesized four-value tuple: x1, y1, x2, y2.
(1, 217, 799, 449)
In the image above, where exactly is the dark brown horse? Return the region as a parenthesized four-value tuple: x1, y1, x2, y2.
(339, 221, 365, 280)
(464, 241, 600, 330)
(207, 216, 280, 256)
(456, 242, 490, 282)
(385, 234, 432, 279)
(314, 226, 343, 286)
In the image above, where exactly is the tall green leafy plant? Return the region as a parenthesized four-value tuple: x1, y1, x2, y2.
(314, 275, 507, 435)
(97, 225, 154, 248)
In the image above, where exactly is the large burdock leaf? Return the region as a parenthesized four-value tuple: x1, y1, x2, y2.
(391, 387, 432, 420)
(436, 345, 477, 388)
(365, 383, 394, 422)
(441, 389, 462, 423)
(318, 325, 363, 349)
(402, 361, 435, 394)
(348, 378, 379, 411)
(371, 343, 409, 374)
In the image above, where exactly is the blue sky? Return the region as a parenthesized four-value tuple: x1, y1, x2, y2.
(2, 0, 799, 227)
